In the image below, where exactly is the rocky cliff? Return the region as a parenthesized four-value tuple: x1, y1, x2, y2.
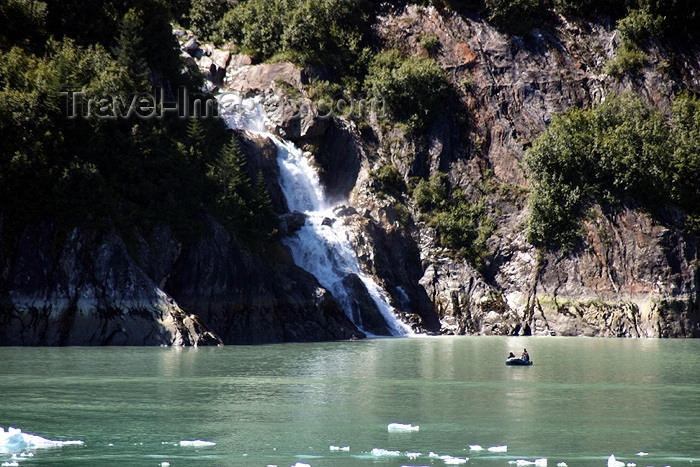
(2, 5, 699, 344)
(203, 5, 699, 338)
(362, 6, 700, 337)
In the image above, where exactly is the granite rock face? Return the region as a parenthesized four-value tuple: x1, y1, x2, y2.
(2, 8, 699, 345)
(0, 221, 221, 346)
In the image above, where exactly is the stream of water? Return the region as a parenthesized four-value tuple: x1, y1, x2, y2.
(218, 94, 411, 336)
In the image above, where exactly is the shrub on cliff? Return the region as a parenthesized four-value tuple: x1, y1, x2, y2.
(217, 0, 375, 77)
(525, 92, 700, 250)
(363, 50, 450, 132)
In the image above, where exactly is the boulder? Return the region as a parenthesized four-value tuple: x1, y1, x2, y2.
(224, 62, 307, 96)
(279, 211, 307, 236)
(183, 37, 199, 56)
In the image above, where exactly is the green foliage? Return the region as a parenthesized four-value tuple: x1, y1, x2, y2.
(433, 194, 495, 271)
(414, 172, 448, 212)
(668, 92, 700, 227)
(0, 0, 279, 247)
(485, 0, 553, 35)
(617, 7, 666, 44)
(418, 34, 441, 55)
(363, 50, 450, 132)
(369, 165, 406, 200)
(206, 137, 278, 241)
(604, 44, 647, 76)
(116, 8, 149, 90)
(217, 0, 374, 76)
(413, 172, 494, 270)
(524, 92, 700, 250)
(189, 0, 236, 41)
(0, 0, 47, 53)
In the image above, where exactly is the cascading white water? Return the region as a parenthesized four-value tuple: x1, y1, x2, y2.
(217, 93, 412, 336)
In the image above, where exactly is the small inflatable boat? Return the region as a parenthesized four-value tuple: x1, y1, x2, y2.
(506, 358, 533, 366)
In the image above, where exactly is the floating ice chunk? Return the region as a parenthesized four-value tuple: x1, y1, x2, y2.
(329, 446, 349, 451)
(429, 452, 440, 458)
(0, 426, 83, 453)
(2, 462, 19, 467)
(512, 459, 547, 466)
(441, 455, 468, 464)
(388, 423, 419, 432)
(160, 463, 170, 467)
(469, 445, 484, 451)
(371, 448, 401, 457)
(406, 451, 421, 459)
(488, 445, 508, 452)
(557, 462, 568, 467)
(179, 440, 216, 447)
(608, 454, 625, 467)
(291, 463, 311, 467)
(626, 463, 636, 466)
(636, 452, 648, 456)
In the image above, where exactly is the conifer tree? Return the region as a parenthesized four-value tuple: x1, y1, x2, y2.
(251, 170, 278, 239)
(116, 8, 149, 90)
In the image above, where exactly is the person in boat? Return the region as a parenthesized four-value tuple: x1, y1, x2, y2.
(508, 352, 516, 359)
(521, 349, 529, 362)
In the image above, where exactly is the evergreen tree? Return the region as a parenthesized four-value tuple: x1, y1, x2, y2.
(115, 7, 149, 90)
(251, 170, 279, 239)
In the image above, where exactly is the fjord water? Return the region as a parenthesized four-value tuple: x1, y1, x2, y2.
(1, 337, 699, 467)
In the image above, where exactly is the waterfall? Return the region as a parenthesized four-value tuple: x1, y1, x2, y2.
(217, 94, 412, 336)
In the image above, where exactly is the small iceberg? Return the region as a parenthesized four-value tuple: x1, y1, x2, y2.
(370, 448, 401, 457)
(557, 463, 568, 467)
(329, 445, 349, 451)
(608, 454, 625, 467)
(0, 426, 83, 453)
(388, 423, 419, 432)
(291, 463, 311, 467)
(469, 444, 484, 451)
(510, 458, 547, 466)
(406, 451, 421, 459)
(442, 455, 469, 464)
(179, 440, 216, 447)
(488, 445, 508, 453)
(636, 452, 648, 456)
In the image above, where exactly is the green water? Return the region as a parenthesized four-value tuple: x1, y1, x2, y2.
(1, 336, 699, 466)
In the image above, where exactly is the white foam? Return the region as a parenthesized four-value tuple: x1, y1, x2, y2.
(608, 454, 625, 467)
(406, 451, 421, 459)
(0, 426, 83, 453)
(329, 445, 349, 451)
(388, 423, 419, 432)
(488, 445, 508, 452)
(469, 444, 484, 451)
(179, 440, 216, 447)
(371, 448, 401, 457)
(1, 462, 19, 467)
